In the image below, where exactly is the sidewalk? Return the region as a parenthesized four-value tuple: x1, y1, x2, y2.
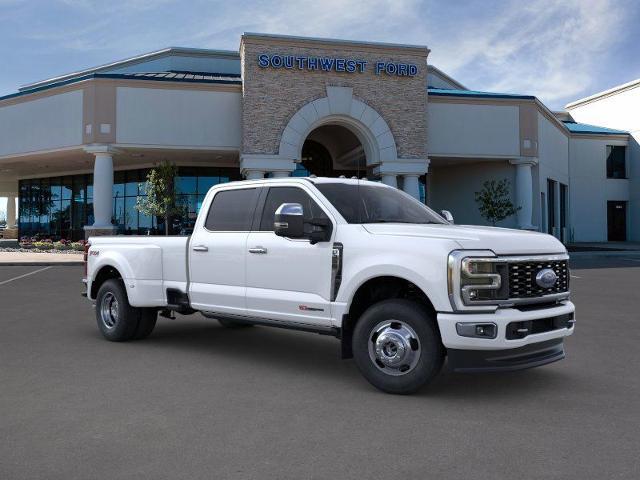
(0, 251, 84, 266)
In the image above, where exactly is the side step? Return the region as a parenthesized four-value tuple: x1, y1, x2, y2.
(165, 288, 195, 315)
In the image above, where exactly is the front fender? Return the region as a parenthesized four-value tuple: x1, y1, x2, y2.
(337, 262, 451, 313)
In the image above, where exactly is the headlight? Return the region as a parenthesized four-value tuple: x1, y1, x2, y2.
(448, 250, 508, 311)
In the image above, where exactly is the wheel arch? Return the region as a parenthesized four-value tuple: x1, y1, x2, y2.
(340, 275, 439, 359)
(90, 264, 124, 300)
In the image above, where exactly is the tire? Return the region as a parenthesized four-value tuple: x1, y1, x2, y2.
(95, 279, 151, 342)
(217, 318, 254, 329)
(132, 309, 157, 340)
(352, 299, 444, 394)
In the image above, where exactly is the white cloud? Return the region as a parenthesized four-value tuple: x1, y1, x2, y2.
(2, 0, 634, 109)
(426, 0, 628, 107)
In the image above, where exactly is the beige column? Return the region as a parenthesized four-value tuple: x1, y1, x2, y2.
(510, 157, 538, 230)
(244, 170, 265, 180)
(6, 195, 17, 228)
(381, 174, 398, 188)
(84, 145, 117, 238)
(401, 175, 421, 199)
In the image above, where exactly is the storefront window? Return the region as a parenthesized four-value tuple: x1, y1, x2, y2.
(18, 166, 240, 240)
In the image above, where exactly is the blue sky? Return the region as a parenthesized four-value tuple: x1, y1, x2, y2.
(1, 0, 639, 109)
(1, 0, 640, 215)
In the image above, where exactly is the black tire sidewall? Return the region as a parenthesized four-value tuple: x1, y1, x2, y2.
(95, 279, 139, 342)
(352, 299, 444, 394)
(132, 309, 157, 340)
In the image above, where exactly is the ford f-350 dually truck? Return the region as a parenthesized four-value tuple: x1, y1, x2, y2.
(84, 177, 575, 394)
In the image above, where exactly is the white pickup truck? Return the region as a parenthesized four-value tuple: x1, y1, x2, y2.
(84, 177, 575, 394)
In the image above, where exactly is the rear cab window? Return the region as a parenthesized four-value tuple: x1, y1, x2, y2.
(204, 188, 259, 231)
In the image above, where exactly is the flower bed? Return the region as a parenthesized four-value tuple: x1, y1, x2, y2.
(19, 237, 86, 252)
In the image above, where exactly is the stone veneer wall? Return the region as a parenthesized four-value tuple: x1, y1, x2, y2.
(240, 36, 429, 160)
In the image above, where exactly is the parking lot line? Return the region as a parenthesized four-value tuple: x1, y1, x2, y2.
(0, 266, 52, 286)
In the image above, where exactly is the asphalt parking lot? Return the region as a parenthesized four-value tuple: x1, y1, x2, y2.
(1, 257, 639, 479)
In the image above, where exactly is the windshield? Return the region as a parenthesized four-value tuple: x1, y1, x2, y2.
(315, 183, 447, 225)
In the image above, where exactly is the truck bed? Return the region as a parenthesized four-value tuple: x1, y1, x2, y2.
(88, 235, 190, 307)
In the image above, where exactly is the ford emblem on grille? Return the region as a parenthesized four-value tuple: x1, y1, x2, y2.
(535, 268, 558, 289)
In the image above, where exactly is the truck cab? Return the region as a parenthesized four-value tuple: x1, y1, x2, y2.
(85, 177, 575, 394)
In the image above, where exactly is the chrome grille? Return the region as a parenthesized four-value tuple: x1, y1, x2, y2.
(508, 260, 569, 298)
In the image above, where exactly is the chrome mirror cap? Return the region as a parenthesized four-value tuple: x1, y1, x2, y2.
(275, 203, 303, 216)
(441, 210, 454, 223)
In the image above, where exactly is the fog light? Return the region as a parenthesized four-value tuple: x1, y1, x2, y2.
(456, 322, 497, 339)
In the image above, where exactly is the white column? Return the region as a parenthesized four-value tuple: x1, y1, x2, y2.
(381, 174, 397, 188)
(245, 170, 265, 180)
(402, 174, 420, 200)
(270, 171, 290, 178)
(6, 195, 17, 228)
(510, 158, 537, 230)
(84, 146, 118, 232)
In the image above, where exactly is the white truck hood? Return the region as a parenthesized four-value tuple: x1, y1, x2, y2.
(363, 224, 566, 255)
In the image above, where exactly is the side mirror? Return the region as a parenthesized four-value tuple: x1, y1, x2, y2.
(274, 203, 305, 238)
(441, 210, 454, 223)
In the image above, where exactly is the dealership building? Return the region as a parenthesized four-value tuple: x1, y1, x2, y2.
(0, 33, 637, 242)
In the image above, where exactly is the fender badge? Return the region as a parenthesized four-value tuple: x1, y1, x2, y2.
(299, 305, 324, 312)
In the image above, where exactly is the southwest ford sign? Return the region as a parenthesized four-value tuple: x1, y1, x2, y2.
(257, 54, 418, 77)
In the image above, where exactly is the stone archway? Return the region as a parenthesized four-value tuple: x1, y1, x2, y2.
(240, 85, 429, 199)
(278, 86, 398, 167)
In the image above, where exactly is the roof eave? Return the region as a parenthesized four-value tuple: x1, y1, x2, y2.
(565, 78, 640, 109)
(19, 46, 240, 93)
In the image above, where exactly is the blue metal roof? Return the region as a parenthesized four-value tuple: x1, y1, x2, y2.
(427, 87, 535, 100)
(562, 121, 628, 135)
(0, 71, 242, 103)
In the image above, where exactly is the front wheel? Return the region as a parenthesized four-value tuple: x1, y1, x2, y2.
(352, 299, 444, 394)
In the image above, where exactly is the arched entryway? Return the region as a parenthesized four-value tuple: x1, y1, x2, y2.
(241, 86, 428, 199)
(298, 124, 367, 178)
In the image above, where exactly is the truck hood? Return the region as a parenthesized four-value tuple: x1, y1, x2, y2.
(362, 224, 566, 255)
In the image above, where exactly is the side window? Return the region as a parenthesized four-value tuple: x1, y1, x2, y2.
(606, 145, 626, 179)
(205, 188, 259, 231)
(259, 187, 328, 231)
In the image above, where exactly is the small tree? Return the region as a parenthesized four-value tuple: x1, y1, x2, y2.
(474, 179, 520, 226)
(136, 161, 183, 235)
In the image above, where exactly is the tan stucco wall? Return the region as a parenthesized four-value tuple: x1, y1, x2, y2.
(240, 35, 429, 160)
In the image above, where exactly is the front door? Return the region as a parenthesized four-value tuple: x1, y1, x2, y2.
(188, 187, 260, 314)
(607, 201, 627, 241)
(245, 185, 335, 327)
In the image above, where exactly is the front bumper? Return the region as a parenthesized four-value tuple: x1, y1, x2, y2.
(447, 338, 565, 372)
(437, 300, 575, 350)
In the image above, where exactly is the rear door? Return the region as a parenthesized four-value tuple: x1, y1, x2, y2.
(245, 185, 335, 327)
(188, 187, 260, 315)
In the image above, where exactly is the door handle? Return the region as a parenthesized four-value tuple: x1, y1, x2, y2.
(248, 247, 268, 254)
(192, 245, 209, 252)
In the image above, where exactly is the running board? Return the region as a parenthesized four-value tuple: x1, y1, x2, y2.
(202, 311, 340, 338)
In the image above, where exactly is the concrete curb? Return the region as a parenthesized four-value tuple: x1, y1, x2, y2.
(0, 261, 83, 266)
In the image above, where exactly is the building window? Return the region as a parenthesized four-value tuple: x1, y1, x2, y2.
(606, 145, 626, 179)
(18, 166, 240, 240)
